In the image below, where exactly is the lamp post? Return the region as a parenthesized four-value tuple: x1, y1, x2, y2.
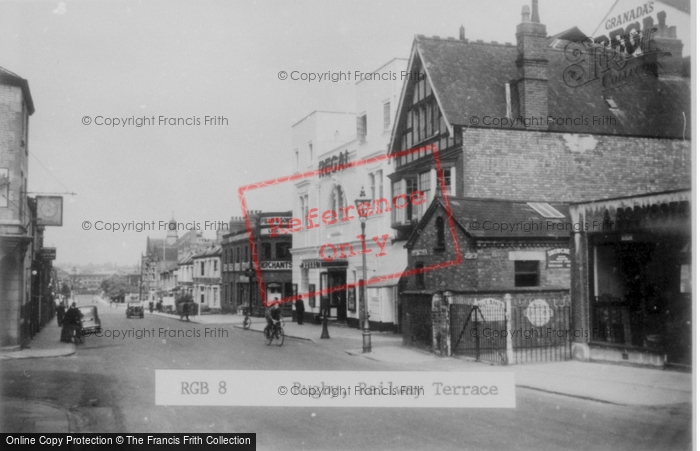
(355, 187, 372, 353)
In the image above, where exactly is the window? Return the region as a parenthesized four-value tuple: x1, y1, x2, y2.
(244, 245, 248, 262)
(236, 247, 240, 263)
(436, 168, 452, 196)
(276, 242, 291, 259)
(415, 262, 425, 289)
(200, 262, 205, 276)
(357, 114, 367, 141)
(419, 171, 431, 210)
(376, 170, 383, 199)
(369, 173, 376, 200)
(300, 194, 309, 221)
(262, 243, 272, 259)
(214, 260, 218, 272)
(515, 261, 539, 287)
(331, 185, 346, 217)
(435, 217, 445, 250)
(383, 102, 391, 131)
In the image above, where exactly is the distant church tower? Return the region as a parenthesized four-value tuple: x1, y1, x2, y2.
(166, 216, 178, 245)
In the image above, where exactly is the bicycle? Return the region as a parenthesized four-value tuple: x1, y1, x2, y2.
(265, 320, 284, 346)
(71, 324, 84, 345)
(242, 307, 252, 330)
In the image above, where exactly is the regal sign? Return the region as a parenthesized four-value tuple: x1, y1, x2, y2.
(475, 298, 505, 322)
(319, 150, 350, 178)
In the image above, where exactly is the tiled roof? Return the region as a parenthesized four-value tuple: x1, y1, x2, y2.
(413, 35, 689, 138)
(406, 196, 570, 247)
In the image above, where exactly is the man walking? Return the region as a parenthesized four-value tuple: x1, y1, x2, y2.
(295, 297, 305, 325)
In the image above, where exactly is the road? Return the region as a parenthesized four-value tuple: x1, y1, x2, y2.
(0, 295, 691, 451)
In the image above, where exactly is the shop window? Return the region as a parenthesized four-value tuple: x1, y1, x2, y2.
(515, 261, 539, 287)
(435, 217, 445, 251)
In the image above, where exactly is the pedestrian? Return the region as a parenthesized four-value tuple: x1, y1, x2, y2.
(61, 302, 82, 343)
(149, 301, 154, 313)
(295, 297, 305, 325)
(56, 303, 65, 327)
(183, 301, 190, 322)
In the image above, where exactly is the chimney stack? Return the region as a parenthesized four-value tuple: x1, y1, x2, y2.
(459, 25, 465, 40)
(513, 1, 549, 129)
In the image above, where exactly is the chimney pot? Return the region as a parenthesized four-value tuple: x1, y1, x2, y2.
(521, 5, 530, 23)
(459, 25, 465, 40)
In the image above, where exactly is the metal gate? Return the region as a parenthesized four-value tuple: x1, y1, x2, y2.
(510, 305, 572, 364)
(450, 303, 572, 364)
(450, 304, 507, 364)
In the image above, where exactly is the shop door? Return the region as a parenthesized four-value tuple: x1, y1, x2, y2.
(329, 270, 347, 321)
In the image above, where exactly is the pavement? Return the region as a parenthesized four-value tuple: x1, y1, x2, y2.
(1, 299, 692, 433)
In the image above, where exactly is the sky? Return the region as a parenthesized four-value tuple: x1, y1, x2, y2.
(0, 0, 630, 266)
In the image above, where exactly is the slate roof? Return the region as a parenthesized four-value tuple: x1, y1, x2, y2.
(0, 66, 34, 115)
(409, 34, 689, 139)
(406, 196, 570, 247)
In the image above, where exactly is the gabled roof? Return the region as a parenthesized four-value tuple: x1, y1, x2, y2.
(0, 66, 35, 115)
(406, 196, 570, 247)
(391, 33, 690, 152)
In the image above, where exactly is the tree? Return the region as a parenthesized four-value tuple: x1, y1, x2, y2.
(101, 275, 131, 302)
(60, 282, 71, 298)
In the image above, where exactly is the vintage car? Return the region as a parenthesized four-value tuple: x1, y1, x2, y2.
(126, 301, 144, 319)
(78, 305, 102, 334)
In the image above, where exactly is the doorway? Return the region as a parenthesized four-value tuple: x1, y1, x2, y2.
(328, 269, 347, 322)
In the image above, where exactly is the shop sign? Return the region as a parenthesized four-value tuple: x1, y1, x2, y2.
(475, 298, 505, 322)
(411, 249, 428, 256)
(260, 217, 292, 228)
(301, 260, 322, 269)
(40, 247, 57, 260)
(546, 248, 570, 269)
(525, 299, 553, 327)
(260, 261, 293, 270)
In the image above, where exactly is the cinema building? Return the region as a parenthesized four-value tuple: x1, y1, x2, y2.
(388, 2, 690, 365)
(291, 59, 408, 330)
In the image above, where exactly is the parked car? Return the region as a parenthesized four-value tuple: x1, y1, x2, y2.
(126, 301, 144, 319)
(78, 305, 101, 334)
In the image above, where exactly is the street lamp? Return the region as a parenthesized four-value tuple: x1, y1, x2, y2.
(354, 187, 372, 353)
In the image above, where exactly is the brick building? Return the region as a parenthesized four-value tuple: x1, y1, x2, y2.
(221, 211, 293, 317)
(192, 245, 222, 312)
(388, 1, 690, 364)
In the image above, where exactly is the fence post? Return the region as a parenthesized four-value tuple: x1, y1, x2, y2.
(505, 293, 513, 365)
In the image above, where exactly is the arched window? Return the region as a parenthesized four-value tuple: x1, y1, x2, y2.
(436, 216, 445, 250)
(330, 185, 346, 217)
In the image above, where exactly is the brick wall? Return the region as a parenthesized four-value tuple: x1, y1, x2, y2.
(0, 85, 27, 224)
(477, 245, 569, 289)
(404, 206, 477, 292)
(405, 205, 569, 292)
(462, 128, 691, 202)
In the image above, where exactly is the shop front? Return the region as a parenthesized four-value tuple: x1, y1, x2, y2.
(570, 190, 691, 368)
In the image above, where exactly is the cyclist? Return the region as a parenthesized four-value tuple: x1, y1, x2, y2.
(264, 300, 282, 338)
